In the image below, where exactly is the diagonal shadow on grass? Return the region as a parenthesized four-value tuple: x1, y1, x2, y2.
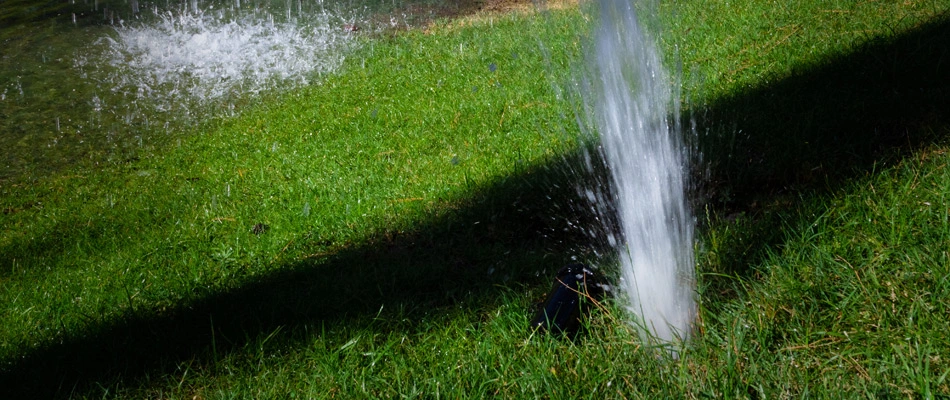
(1, 11, 949, 399)
(0, 151, 605, 398)
(697, 13, 950, 206)
(689, 13, 950, 279)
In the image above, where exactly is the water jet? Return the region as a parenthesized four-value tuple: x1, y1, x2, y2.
(577, 0, 696, 344)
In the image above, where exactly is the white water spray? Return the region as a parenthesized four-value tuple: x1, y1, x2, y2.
(110, 10, 347, 99)
(76, 1, 360, 119)
(581, 0, 695, 343)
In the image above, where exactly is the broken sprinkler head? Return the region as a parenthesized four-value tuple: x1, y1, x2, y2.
(530, 263, 607, 337)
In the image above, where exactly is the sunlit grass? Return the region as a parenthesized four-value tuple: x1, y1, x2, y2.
(2, 0, 949, 398)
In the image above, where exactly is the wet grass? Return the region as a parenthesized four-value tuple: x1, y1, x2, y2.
(2, 0, 950, 398)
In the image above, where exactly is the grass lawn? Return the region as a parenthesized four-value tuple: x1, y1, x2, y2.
(1, 0, 949, 398)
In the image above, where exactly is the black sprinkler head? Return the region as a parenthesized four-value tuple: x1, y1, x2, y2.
(530, 263, 606, 337)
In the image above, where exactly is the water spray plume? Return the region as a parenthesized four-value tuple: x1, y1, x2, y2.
(73, 0, 362, 125)
(579, 0, 696, 344)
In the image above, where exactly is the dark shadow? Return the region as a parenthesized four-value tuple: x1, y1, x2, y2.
(690, 13, 950, 279)
(1, 9, 949, 399)
(697, 13, 950, 206)
(0, 150, 605, 398)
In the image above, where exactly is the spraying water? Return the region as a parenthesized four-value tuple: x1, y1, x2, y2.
(76, 1, 359, 117)
(579, 0, 695, 343)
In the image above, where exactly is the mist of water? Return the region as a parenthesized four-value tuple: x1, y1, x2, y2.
(579, 0, 696, 343)
(74, 0, 360, 120)
(115, 9, 349, 98)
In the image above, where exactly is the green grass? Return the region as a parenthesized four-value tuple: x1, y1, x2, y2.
(2, 0, 950, 398)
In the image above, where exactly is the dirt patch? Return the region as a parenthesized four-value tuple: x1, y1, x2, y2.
(364, 0, 580, 33)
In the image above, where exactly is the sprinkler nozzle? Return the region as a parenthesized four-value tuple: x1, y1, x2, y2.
(530, 263, 606, 337)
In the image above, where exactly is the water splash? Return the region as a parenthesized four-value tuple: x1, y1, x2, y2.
(76, 1, 359, 119)
(1, 0, 370, 181)
(579, 0, 695, 343)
